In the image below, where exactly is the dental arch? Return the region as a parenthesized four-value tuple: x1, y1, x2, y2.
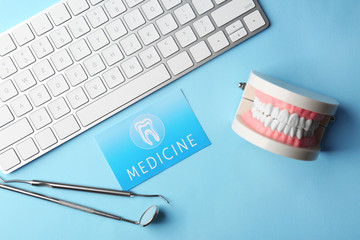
(251, 97, 320, 139)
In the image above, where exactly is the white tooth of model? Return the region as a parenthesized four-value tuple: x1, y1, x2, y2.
(260, 115, 266, 123)
(296, 128, 303, 139)
(270, 119, 280, 130)
(298, 117, 305, 129)
(260, 102, 265, 113)
(288, 113, 299, 127)
(264, 116, 272, 127)
(304, 119, 313, 131)
(264, 103, 272, 116)
(289, 126, 296, 138)
(277, 109, 289, 132)
(271, 107, 280, 119)
(283, 124, 291, 135)
(310, 121, 318, 130)
(309, 129, 314, 137)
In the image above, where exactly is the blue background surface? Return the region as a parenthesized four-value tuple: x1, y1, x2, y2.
(1, 0, 360, 239)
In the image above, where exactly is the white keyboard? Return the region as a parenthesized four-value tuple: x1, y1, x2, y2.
(0, 0, 269, 174)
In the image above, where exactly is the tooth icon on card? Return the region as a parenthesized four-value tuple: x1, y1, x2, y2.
(130, 114, 165, 150)
(134, 118, 160, 146)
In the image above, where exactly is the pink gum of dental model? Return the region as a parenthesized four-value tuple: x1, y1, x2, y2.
(241, 89, 326, 147)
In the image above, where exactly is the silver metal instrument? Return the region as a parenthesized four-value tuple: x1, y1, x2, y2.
(0, 176, 167, 226)
(0, 176, 169, 203)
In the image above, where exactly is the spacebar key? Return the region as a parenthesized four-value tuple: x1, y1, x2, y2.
(0, 118, 33, 151)
(77, 64, 171, 127)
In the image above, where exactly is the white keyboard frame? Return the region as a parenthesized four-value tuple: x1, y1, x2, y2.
(0, 0, 269, 174)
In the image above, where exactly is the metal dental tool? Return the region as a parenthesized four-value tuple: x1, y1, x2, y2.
(0, 182, 159, 227)
(0, 177, 169, 203)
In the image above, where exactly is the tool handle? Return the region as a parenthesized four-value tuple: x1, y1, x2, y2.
(57, 200, 124, 221)
(0, 183, 58, 203)
(31, 180, 131, 197)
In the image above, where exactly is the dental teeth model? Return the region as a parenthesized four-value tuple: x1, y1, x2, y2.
(232, 71, 339, 160)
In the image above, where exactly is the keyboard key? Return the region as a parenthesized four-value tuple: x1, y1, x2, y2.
(121, 57, 142, 78)
(161, 0, 181, 10)
(207, 30, 229, 52)
(156, 14, 178, 35)
(124, 9, 145, 30)
(167, 51, 193, 75)
(243, 10, 266, 32)
(35, 128, 57, 150)
(13, 70, 37, 92)
(229, 28, 247, 42)
(51, 49, 73, 71)
(29, 108, 52, 129)
(175, 26, 197, 47)
(65, 64, 88, 86)
(84, 54, 106, 76)
(13, 47, 36, 69)
(125, 0, 144, 8)
(102, 44, 124, 65)
(192, 0, 214, 14)
(104, 0, 127, 18)
(0, 149, 20, 171)
(0, 80, 18, 101)
(29, 85, 51, 107)
(174, 3, 196, 25)
(30, 14, 53, 36)
(16, 138, 39, 160)
(225, 20, 243, 35)
(0, 57, 17, 79)
(0, 34, 16, 56)
(66, 87, 88, 109)
(193, 15, 215, 37)
(47, 75, 70, 97)
(142, 0, 164, 20)
(138, 24, 160, 45)
(157, 36, 179, 58)
(86, 6, 109, 28)
(0, 105, 14, 128)
(67, 0, 90, 15)
(120, 34, 142, 55)
(84, 77, 107, 98)
(69, 39, 92, 61)
(68, 17, 91, 38)
(50, 27, 73, 48)
(48, 97, 70, 119)
(89, 0, 104, 5)
(87, 29, 110, 51)
(31, 37, 54, 59)
(103, 67, 125, 88)
(105, 19, 127, 40)
(76, 64, 170, 127)
(0, 118, 33, 151)
(12, 24, 35, 46)
(214, 0, 226, 4)
(211, 0, 255, 27)
(139, 46, 161, 68)
(189, 41, 211, 62)
(10, 95, 33, 117)
(53, 114, 80, 140)
(49, 4, 72, 26)
(32, 59, 55, 81)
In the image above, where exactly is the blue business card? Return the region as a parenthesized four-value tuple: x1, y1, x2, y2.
(95, 90, 211, 190)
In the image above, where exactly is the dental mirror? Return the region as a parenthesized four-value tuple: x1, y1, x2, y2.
(139, 205, 159, 227)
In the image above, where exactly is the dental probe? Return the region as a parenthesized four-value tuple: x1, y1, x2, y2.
(0, 177, 169, 203)
(0, 183, 159, 227)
